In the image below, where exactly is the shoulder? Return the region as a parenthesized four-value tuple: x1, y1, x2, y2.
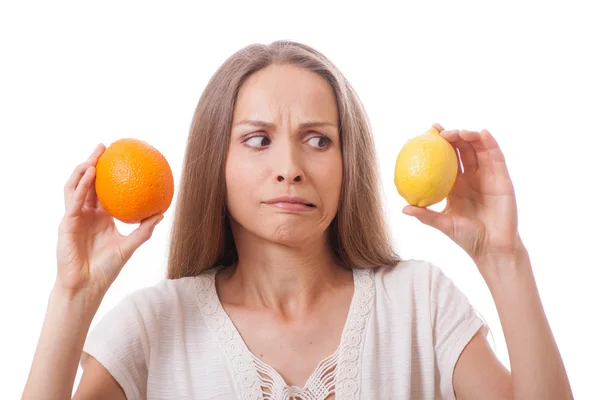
(106, 273, 202, 327)
(83, 273, 205, 358)
(81, 272, 212, 399)
(370, 258, 443, 289)
(367, 259, 462, 316)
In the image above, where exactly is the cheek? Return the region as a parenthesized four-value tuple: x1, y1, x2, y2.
(225, 163, 243, 202)
(315, 157, 343, 200)
(225, 157, 262, 213)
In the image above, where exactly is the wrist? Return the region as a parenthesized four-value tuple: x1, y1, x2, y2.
(477, 247, 533, 292)
(50, 282, 105, 321)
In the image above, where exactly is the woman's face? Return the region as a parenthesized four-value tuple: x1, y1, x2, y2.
(225, 63, 342, 246)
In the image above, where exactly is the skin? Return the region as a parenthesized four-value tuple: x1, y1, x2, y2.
(23, 143, 161, 400)
(23, 62, 573, 399)
(404, 125, 573, 399)
(217, 63, 352, 387)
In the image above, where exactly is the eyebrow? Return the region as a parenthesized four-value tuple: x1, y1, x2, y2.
(234, 119, 338, 130)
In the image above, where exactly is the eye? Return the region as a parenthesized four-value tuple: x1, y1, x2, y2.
(245, 135, 270, 148)
(307, 136, 332, 149)
(243, 133, 333, 150)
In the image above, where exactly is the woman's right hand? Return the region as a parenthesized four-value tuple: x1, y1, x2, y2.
(56, 144, 164, 297)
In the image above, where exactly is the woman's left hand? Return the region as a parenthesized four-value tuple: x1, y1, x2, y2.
(402, 123, 526, 272)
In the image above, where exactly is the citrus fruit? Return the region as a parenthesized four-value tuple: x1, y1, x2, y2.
(95, 138, 174, 224)
(394, 126, 458, 208)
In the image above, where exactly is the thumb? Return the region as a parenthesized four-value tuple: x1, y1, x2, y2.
(403, 205, 454, 238)
(120, 214, 164, 259)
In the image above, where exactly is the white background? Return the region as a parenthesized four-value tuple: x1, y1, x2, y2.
(2, 0, 598, 398)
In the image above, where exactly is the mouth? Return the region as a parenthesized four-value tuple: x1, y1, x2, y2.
(266, 202, 316, 211)
(264, 196, 316, 208)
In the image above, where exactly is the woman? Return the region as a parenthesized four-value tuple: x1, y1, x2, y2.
(23, 40, 572, 399)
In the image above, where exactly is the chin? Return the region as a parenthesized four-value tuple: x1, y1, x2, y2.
(262, 223, 320, 246)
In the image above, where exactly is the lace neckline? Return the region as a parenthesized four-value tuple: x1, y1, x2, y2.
(193, 266, 375, 400)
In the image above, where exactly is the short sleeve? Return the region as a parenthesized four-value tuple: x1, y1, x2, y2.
(80, 290, 151, 400)
(429, 263, 489, 400)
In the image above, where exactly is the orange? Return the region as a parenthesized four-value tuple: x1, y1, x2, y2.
(95, 138, 174, 224)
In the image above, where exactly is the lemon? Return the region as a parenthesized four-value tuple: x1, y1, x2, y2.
(394, 126, 458, 208)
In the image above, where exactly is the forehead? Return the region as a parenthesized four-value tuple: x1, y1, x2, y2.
(233, 64, 338, 123)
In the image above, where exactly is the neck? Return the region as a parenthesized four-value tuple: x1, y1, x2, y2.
(222, 226, 351, 319)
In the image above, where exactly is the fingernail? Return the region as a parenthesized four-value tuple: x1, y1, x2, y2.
(153, 215, 164, 226)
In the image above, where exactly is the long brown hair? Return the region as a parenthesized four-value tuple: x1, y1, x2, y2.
(167, 40, 401, 279)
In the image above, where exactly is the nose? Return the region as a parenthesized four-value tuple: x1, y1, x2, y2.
(277, 174, 301, 182)
(277, 160, 303, 182)
(274, 138, 304, 183)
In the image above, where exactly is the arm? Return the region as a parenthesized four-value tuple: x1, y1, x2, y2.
(22, 286, 125, 400)
(74, 356, 126, 400)
(453, 248, 573, 399)
(403, 125, 573, 399)
(22, 144, 161, 399)
(453, 329, 512, 399)
(454, 249, 572, 400)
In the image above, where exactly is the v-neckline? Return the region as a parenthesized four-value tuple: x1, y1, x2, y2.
(193, 266, 375, 400)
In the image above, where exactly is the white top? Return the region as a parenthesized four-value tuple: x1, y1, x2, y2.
(81, 259, 488, 400)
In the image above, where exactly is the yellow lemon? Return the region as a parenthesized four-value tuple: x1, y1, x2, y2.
(394, 126, 458, 208)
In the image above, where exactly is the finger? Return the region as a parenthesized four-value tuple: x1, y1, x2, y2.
(119, 214, 165, 261)
(63, 144, 105, 210)
(480, 129, 506, 164)
(454, 146, 463, 175)
(403, 205, 454, 238)
(433, 122, 445, 133)
(84, 144, 106, 208)
(66, 166, 96, 217)
(84, 183, 99, 209)
(88, 143, 105, 162)
(458, 129, 508, 174)
(64, 163, 91, 210)
(441, 129, 479, 173)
